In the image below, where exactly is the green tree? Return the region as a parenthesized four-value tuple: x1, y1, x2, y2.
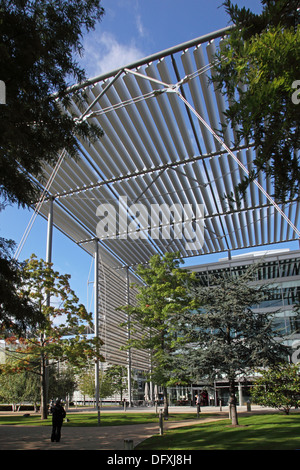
(214, 0, 300, 202)
(119, 252, 197, 417)
(251, 363, 300, 414)
(0, 0, 104, 208)
(0, 356, 40, 410)
(0, 254, 103, 419)
(77, 366, 114, 404)
(105, 365, 128, 402)
(77, 367, 95, 402)
(0, 0, 105, 338)
(48, 363, 77, 407)
(180, 266, 289, 425)
(0, 238, 45, 336)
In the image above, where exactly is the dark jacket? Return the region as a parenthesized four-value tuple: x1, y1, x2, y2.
(52, 404, 66, 424)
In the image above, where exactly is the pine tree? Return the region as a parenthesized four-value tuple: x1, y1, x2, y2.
(179, 265, 289, 425)
(0, 0, 105, 208)
(214, 0, 300, 202)
(0, 0, 105, 338)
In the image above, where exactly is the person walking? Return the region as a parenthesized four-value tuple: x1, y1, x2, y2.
(51, 399, 66, 442)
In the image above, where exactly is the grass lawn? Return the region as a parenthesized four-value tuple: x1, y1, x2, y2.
(2, 411, 300, 450)
(136, 413, 300, 451)
(0, 411, 205, 427)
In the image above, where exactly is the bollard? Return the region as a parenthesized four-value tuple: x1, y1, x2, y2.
(159, 409, 164, 435)
(246, 400, 251, 412)
(0, 81, 6, 105)
(219, 399, 222, 411)
(124, 439, 134, 450)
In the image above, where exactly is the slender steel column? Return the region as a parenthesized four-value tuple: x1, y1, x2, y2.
(46, 197, 54, 264)
(94, 238, 100, 425)
(126, 266, 132, 407)
(43, 197, 54, 419)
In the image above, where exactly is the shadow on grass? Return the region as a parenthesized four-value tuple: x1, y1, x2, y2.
(135, 414, 300, 451)
(0, 412, 216, 427)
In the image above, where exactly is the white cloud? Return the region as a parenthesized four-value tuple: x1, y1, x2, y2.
(81, 31, 146, 78)
(135, 13, 146, 37)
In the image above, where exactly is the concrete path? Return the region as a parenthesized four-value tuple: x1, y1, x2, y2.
(0, 406, 274, 451)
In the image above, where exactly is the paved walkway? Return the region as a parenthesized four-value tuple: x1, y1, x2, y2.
(0, 406, 274, 451)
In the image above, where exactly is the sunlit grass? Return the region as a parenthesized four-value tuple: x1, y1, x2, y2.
(3, 410, 300, 450)
(136, 413, 300, 450)
(0, 411, 206, 427)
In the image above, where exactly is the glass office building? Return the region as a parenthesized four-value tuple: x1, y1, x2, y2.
(168, 248, 300, 406)
(189, 248, 300, 346)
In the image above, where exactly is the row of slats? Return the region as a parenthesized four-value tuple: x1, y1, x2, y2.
(37, 35, 300, 268)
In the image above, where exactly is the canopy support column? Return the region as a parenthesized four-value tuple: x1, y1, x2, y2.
(94, 238, 101, 425)
(126, 266, 132, 407)
(42, 196, 54, 419)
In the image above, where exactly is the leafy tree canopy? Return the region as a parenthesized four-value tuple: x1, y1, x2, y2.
(1, 254, 103, 418)
(0, 0, 104, 338)
(0, 0, 105, 209)
(1, 254, 103, 373)
(251, 363, 300, 414)
(215, 0, 300, 202)
(120, 252, 197, 375)
(119, 252, 198, 415)
(181, 267, 288, 380)
(0, 238, 45, 336)
(105, 365, 128, 401)
(77, 366, 114, 401)
(179, 264, 289, 425)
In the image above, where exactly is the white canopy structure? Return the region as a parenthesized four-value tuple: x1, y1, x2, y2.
(32, 25, 299, 270)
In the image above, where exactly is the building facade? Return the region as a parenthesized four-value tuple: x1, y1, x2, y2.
(185, 250, 300, 404)
(175, 248, 300, 406)
(189, 249, 300, 348)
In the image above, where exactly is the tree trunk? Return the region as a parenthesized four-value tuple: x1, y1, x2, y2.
(229, 377, 238, 426)
(40, 352, 48, 420)
(163, 386, 169, 418)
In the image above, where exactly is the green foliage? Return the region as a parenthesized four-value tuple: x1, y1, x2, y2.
(215, 1, 300, 202)
(1, 254, 103, 373)
(0, 360, 40, 406)
(119, 253, 197, 388)
(182, 266, 287, 381)
(251, 363, 300, 414)
(77, 366, 114, 401)
(0, 254, 104, 418)
(0, 238, 45, 337)
(48, 364, 77, 402)
(0, 0, 105, 344)
(105, 365, 128, 401)
(0, 0, 105, 209)
(77, 367, 95, 399)
(119, 252, 197, 415)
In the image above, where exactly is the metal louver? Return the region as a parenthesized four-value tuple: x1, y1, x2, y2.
(35, 26, 300, 270)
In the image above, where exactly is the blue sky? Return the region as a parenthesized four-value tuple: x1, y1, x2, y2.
(80, 0, 264, 79)
(2, 0, 298, 310)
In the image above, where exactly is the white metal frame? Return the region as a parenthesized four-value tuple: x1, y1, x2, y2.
(34, 26, 299, 269)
